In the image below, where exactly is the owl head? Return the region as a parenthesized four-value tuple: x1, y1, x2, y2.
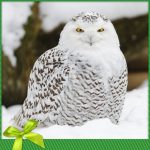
(59, 12, 120, 52)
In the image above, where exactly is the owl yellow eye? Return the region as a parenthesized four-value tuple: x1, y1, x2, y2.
(76, 28, 84, 32)
(97, 28, 104, 32)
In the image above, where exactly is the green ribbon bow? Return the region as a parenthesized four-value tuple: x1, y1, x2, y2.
(3, 119, 45, 150)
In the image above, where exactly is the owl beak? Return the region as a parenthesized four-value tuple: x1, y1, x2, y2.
(86, 41, 94, 46)
(88, 36, 94, 46)
(85, 40, 93, 46)
(89, 42, 93, 46)
(84, 35, 95, 46)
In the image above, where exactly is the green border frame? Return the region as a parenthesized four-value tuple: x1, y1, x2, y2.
(0, 1, 149, 149)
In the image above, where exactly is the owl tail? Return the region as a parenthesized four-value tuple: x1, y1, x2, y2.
(107, 99, 124, 125)
(13, 107, 51, 128)
(13, 107, 28, 128)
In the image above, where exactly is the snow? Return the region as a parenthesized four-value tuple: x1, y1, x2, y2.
(2, 2, 148, 66)
(2, 2, 33, 66)
(40, 2, 148, 32)
(2, 80, 148, 139)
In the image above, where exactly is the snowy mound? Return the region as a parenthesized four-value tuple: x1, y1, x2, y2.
(2, 80, 148, 139)
(2, 2, 33, 66)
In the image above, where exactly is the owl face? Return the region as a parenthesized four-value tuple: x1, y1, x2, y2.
(59, 12, 120, 52)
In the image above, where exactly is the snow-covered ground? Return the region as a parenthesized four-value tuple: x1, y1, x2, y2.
(2, 81, 148, 139)
(2, 2, 148, 66)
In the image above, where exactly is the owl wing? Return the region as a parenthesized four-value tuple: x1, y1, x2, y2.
(107, 59, 128, 124)
(14, 47, 70, 127)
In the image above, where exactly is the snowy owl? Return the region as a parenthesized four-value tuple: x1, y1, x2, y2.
(14, 12, 128, 128)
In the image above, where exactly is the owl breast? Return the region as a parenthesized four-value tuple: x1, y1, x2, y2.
(57, 54, 109, 126)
